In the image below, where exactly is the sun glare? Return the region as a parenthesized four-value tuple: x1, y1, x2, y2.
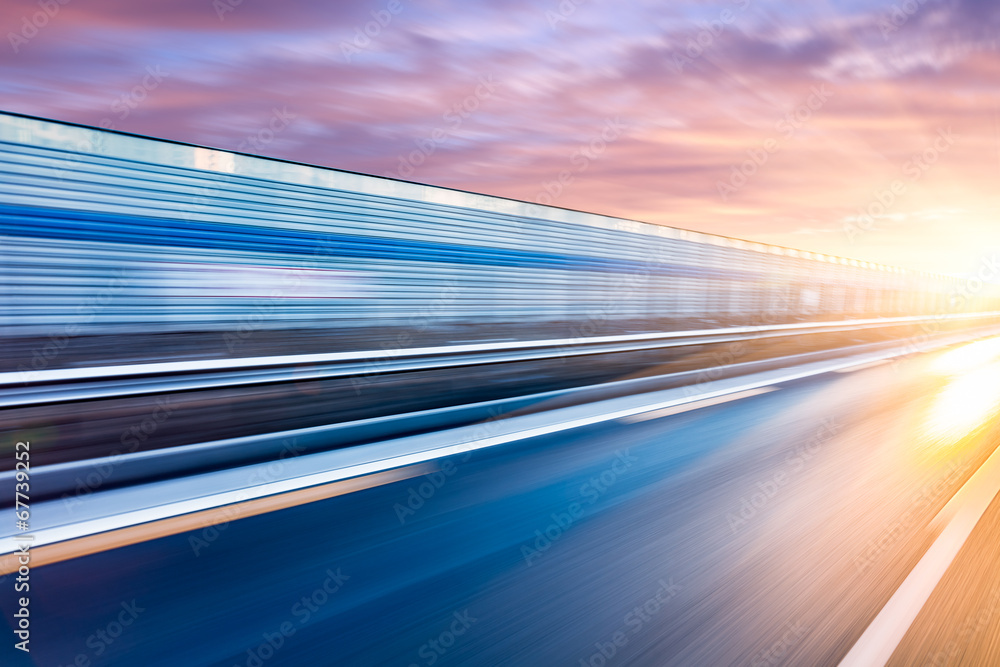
(930, 337, 1000, 376)
(926, 351, 1000, 441)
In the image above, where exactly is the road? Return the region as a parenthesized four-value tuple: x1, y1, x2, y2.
(2, 340, 1000, 666)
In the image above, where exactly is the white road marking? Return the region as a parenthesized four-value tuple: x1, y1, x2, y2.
(4, 327, 999, 569)
(838, 442, 1000, 667)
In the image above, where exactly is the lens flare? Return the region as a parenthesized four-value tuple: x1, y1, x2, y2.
(930, 337, 1000, 375)
(925, 362, 1000, 441)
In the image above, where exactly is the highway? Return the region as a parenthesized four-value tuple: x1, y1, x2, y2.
(3, 336, 1000, 666)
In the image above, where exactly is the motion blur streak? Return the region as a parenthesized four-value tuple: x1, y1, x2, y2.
(839, 422, 1000, 667)
(2, 110, 998, 377)
(4, 345, 1000, 665)
(620, 386, 778, 423)
(930, 336, 1000, 375)
(922, 336, 1000, 442)
(0, 463, 432, 576)
(925, 363, 1000, 441)
(2, 112, 1000, 666)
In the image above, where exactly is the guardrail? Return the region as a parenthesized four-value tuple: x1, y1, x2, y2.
(5, 316, 1000, 513)
(2, 311, 998, 408)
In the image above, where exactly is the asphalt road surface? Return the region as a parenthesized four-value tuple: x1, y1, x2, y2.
(3, 341, 1000, 666)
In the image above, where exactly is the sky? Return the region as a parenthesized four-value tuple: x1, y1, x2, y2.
(2, 0, 999, 277)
